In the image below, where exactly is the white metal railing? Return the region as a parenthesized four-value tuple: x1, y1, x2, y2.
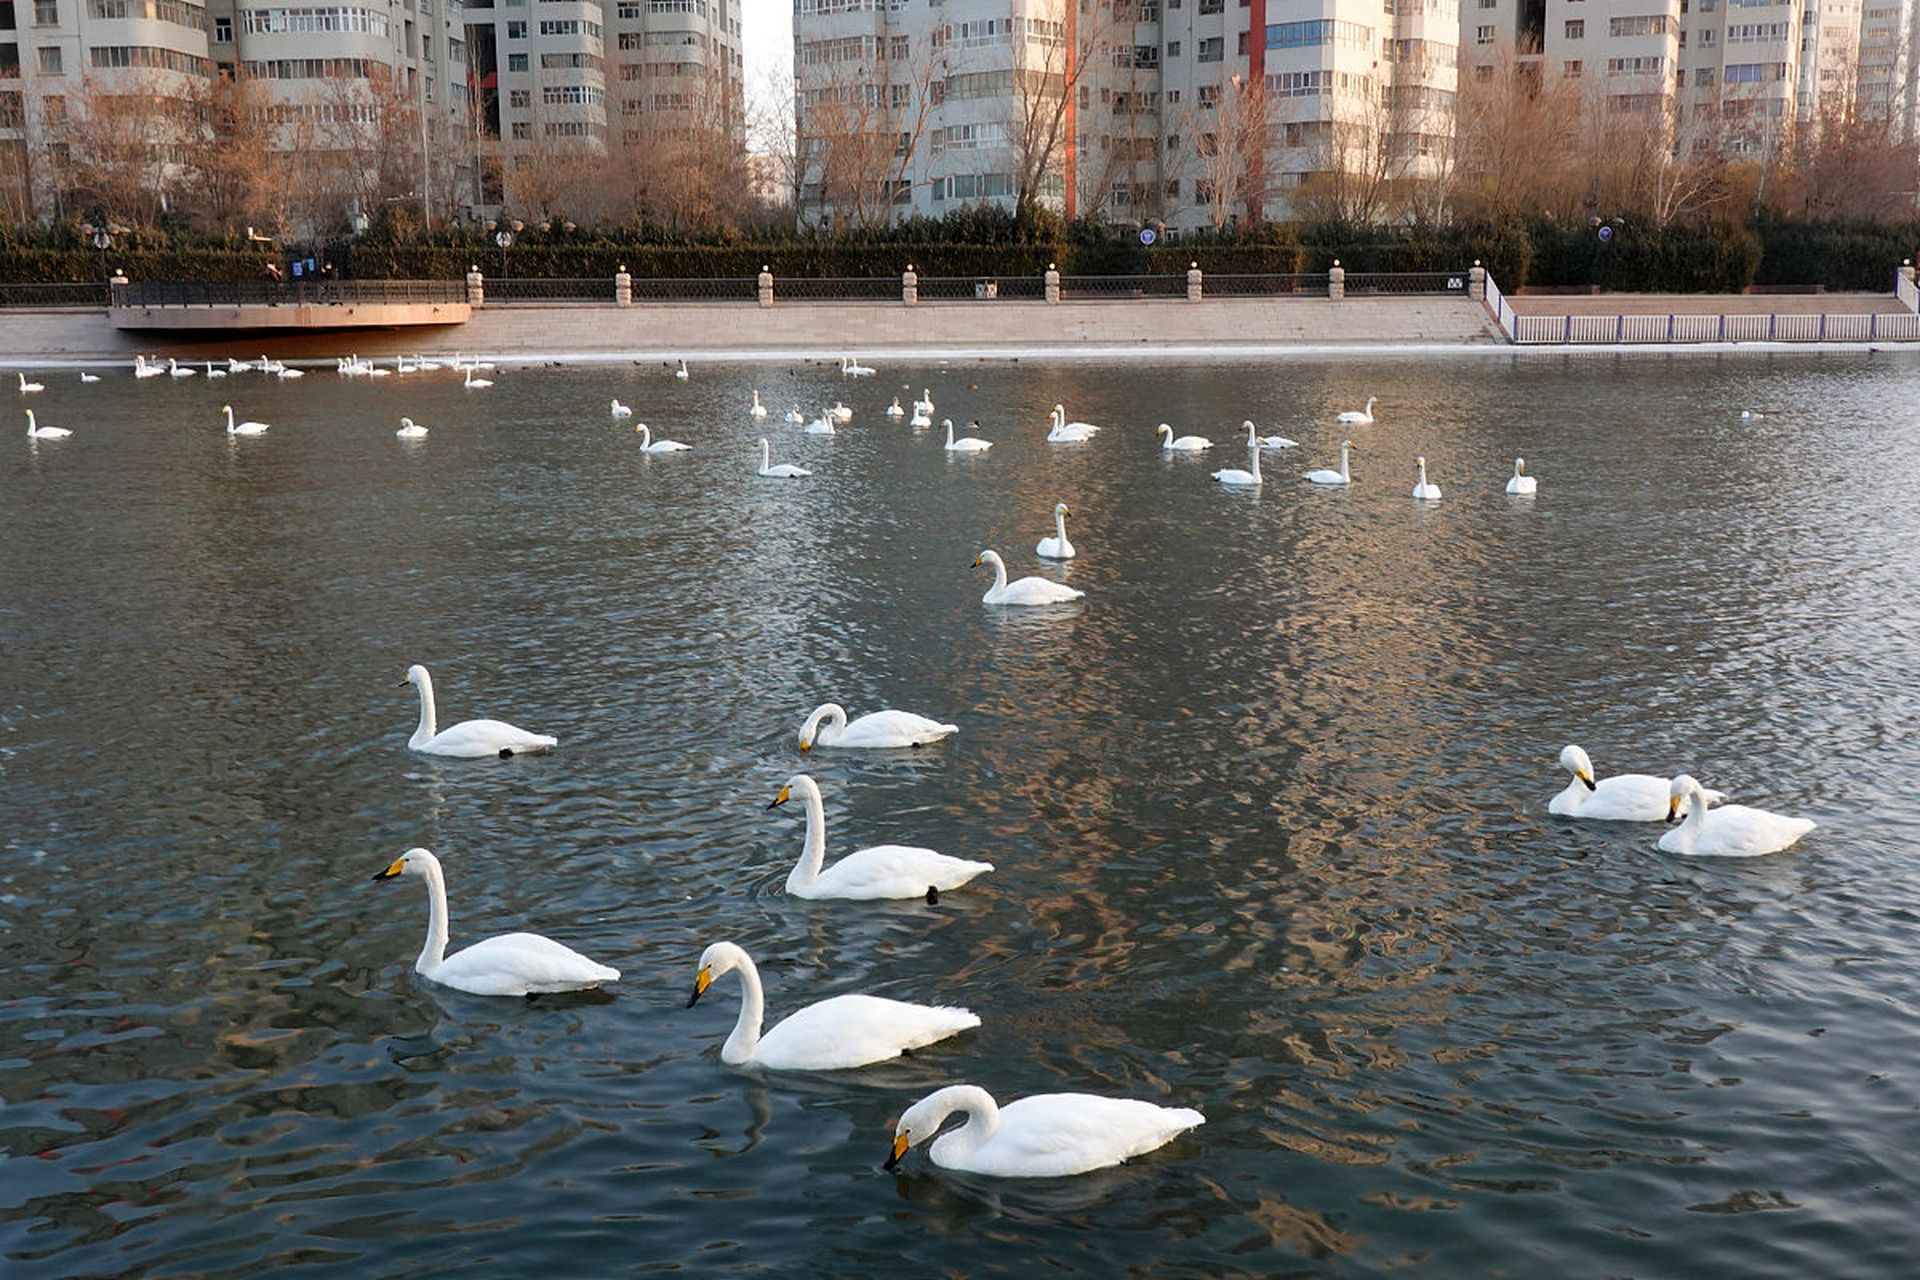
(1509, 309, 1920, 344)
(1482, 269, 1518, 341)
(1898, 267, 1919, 314)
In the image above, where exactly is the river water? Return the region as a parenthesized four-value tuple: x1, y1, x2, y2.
(3, 351, 1916, 1276)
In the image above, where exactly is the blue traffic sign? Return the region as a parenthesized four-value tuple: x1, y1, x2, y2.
(1140, 228, 1157, 246)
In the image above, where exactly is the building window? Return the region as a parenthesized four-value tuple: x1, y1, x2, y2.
(1197, 36, 1222, 60)
(1564, 19, 1583, 37)
(1475, 24, 1494, 42)
(42, 92, 64, 120)
(507, 51, 528, 71)
(509, 87, 529, 107)
(511, 121, 530, 139)
(1166, 39, 1180, 56)
(213, 15, 231, 39)
(507, 20, 526, 37)
(1199, 0, 1222, 11)
(33, 0, 56, 25)
(1563, 59, 1582, 75)
(37, 45, 61, 74)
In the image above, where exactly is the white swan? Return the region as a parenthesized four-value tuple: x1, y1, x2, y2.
(1211, 441, 1262, 487)
(1304, 440, 1355, 486)
(687, 940, 978, 1069)
(1157, 423, 1212, 452)
(1046, 405, 1100, 443)
(463, 367, 493, 389)
(204, 360, 227, 379)
(770, 774, 992, 901)
(413, 355, 442, 371)
(945, 419, 992, 452)
(1035, 502, 1075, 559)
(750, 389, 768, 419)
(909, 406, 932, 428)
(276, 364, 304, 379)
(1245, 420, 1297, 449)
(674, 358, 689, 381)
(18, 372, 43, 393)
(610, 398, 633, 419)
(396, 416, 429, 439)
(912, 389, 935, 416)
(1549, 745, 1724, 821)
(1338, 395, 1377, 424)
(886, 397, 905, 418)
(1506, 457, 1537, 495)
(371, 847, 617, 996)
(167, 358, 196, 378)
(79, 372, 100, 383)
(636, 423, 691, 452)
(887, 1085, 1205, 1178)
(134, 355, 164, 379)
(222, 405, 269, 436)
(829, 401, 853, 424)
(396, 354, 416, 374)
(803, 410, 836, 435)
(974, 549, 1084, 606)
(757, 438, 811, 478)
(255, 355, 281, 373)
(784, 404, 805, 425)
(401, 663, 556, 758)
(798, 703, 958, 752)
(841, 355, 875, 377)
(1659, 775, 1815, 857)
(25, 409, 70, 439)
(1412, 455, 1442, 501)
(226, 357, 251, 374)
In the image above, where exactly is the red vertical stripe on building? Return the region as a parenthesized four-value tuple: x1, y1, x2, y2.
(1064, 4, 1078, 219)
(1248, 0, 1266, 220)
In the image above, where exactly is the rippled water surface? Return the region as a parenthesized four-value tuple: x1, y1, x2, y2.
(4, 351, 1919, 1276)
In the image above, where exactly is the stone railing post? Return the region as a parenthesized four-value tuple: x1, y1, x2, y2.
(614, 264, 632, 308)
(1044, 262, 1060, 304)
(466, 265, 485, 306)
(1469, 260, 1486, 301)
(1186, 261, 1203, 301)
(902, 263, 918, 306)
(757, 265, 774, 309)
(1328, 260, 1345, 301)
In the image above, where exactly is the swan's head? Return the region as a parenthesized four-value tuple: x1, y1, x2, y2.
(371, 846, 438, 882)
(401, 663, 430, 690)
(796, 707, 841, 752)
(941, 418, 954, 430)
(767, 772, 816, 809)
(1157, 423, 1173, 437)
(1514, 457, 1527, 476)
(888, 1088, 976, 1171)
(1054, 502, 1070, 519)
(1559, 745, 1596, 789)
(400, 417, 415, 428)
(1416, 455, 1428, 471)
(971, 550, 1002, 570)
(1667, 774, 1704, 822)
(1342, 439, 1355, 452)
(688, 940, 749, 1007)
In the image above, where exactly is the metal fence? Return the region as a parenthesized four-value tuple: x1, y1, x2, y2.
(1511, 310, 1920, 343)
(0, 281, 112, 308)
(772, 276, 900, 301)
(631, 276, 760, 302)
(1059, 274, 1190, 299)
(1344, 271, 1469, 295)
(916, 275, 1047, 301)
(1206, 272, 1332, 296)
(110, 279, 466, 307)
(483, 276, 615, 303)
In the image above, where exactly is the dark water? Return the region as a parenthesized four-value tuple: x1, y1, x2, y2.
(3, 352, 1917, 1276)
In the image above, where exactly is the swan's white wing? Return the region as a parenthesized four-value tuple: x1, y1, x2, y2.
(428, 932, 619, 996)
(802, 844, 993, 900)
(418, 718, 558, 758)
(833, 710, 959, 748)
(945, 1095, 1205, 1177)
(1662, 805, 1815, 857)
(755, 993, 978, 1069)
(995, 577, 1085, 605)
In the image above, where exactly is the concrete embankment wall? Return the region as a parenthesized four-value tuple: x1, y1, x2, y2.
(0, 297, 1505, 363)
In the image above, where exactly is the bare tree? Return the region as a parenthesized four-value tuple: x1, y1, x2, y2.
(603, 62, 751, 229)
(1003, 4, 1121, 218)
(1176, 73, 1269, 230)
(46, 71, 192, 225)
(794, 38, 939, 230)
(181, 71, 283, 234)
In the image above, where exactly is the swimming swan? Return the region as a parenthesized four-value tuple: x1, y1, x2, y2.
(1245, 420, 1297, 449)
(750, 389, 768, 419)
(1157, 423, 1212, 452)
(944, 419, 992, 452)
(757, 438, 811, 478)
(886, 397, 906, 418)
(1035, 502, 1075, 559)
(687, 940, 978, 1069)
(804, 410, 837, 435)
(610, 399, 633, 419)
(167, 358, 196, 378)
(1339, 396, 1377, 424)
(24, 409, 70, 439)
(1506, 458, 1537, 495)
(674, 358, 689, 381)
(636, 423, 691, 452)
(1659, 775, 1815, 857)
(829, 401, 853, 423)
(371, 847, 617, 996)
(797, 703, 958, 751)
(886, 1085, 1205, 1177)
(204, 361, 226, 379)
(1412, 455, 1441, 501)
(912, 389, 935, 416)
(769, 774, 991, 901)
(222, 405, 269, 436)
(79, 372, 100, 383)
(396, 417, 429, 439)
(1212, 441, 1262, 487)
(1046, 405, 1101, 442)
(1549, 745, 1723, 821)
(841, 355, 875, 377)
(909, 406, 933, 428)
(784, 404, 805, 424)
(463, 367, 493, 389)
(134, 355, 165, 379)
(18, 372, 43, 393)
(974, 549, 1084, 606)
(1304, 440, 1354, 486)
(402, 663, 557, 758)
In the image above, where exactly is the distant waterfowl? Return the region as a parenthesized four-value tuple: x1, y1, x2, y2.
(276, 364, 305, 379)
(910, 406, 932, 428)
(401, 663, 556, 758)
(1157, 423, 1212, 452)
(1339, 395, 1377, 424)
(222, 404, 269, 436)
(1739, 409, 1764, 420)
(829, 401, 853, 423)
(1046, 404, 1101, 442)
(674, 358, 689, 381)
(886, 1085, 1205, 1178)
(769, 774, 991, 901)
(1035, 502, 1075, 559)
(1658, 775, 1814, 857)
(396, 416, 429, 439)
(912, 389, 935, 416)
(886, 396, 905, 418)
(226, 357, 251, 374)
(1549, 745, 1723, 822)
(686, 940, 978, 1070)
(944, 419, 992, 452)
(1304, 439, 1354, 486)
(757, 438, 811, 478)
(804, 409, 836, 435)
(750, 389, 768, 419)
(974, 549, 1083, 606)
(797, 703, 958, 752)
(1212, 441, 1262, 487)
(636, 423, 691, 452)
(1412, 455, 1442, 501)
(610, 398, 633, 419)
(1506, 458, 1537, 495)
(18, 372, 43, 393)
(841, 355, 876, 377)
(167, 358, 196, 378)
(134, 355, 164, 379)
(204, 360, 226, 379)
(463, 366, 493, 390)
(78, 372, 99, 383)
(371, 847, 617, 996)
(784, 403, 805, 424)
(24, 409, 70, 439)
(1245, 420, 1297, 448)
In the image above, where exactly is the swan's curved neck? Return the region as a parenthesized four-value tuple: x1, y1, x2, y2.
(639, 425, 651, 447)
(722, 953, 766, 1064)
(786, 780, 830, 893)
(1417, 461, 1428, 485)
(760, 439, 770, 468)
(416, 859, 451, 974)
(926, 1085, 1001, 1161)
(1340, 444, 1351, 480)
(409, 676, 437, 747)
(946, 421, 955, 445)
(985, 554, 1008, 593)
(1053, 507, 1068, 543)
(1676, 788, 1709, 840)
(1249, 442, 1262, 479)
(815, 705, 847, 744)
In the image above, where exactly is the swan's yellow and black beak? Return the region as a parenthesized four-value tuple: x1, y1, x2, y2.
(396, 679, 410, 688)
(970, 556, 983, 568)
(884, 1132, 911, 1171)
(766, 783, 792, 810)
(1578, 769, 1596, 792)
(1666, 796, 1681, 824)
(371, 857, 405, 882)
(798, 740, 812, 754)
(686, 967, 712, 1008)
